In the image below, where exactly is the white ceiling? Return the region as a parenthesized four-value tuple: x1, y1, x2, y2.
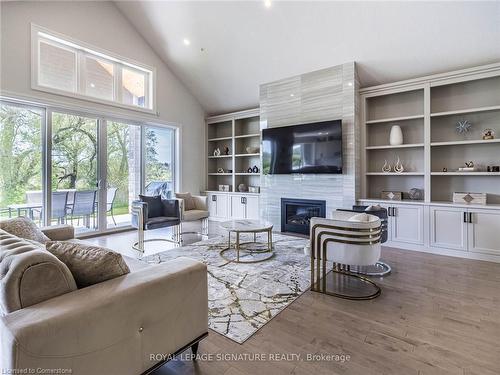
(115, 1, 500, 115)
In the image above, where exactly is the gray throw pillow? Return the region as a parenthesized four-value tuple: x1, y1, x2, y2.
(139, 194, 163, 218)
(0, 217, 50, 244)
(45, 241, 130, 288)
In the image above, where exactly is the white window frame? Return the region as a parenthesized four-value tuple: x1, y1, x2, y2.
(31, 23, 157, 115)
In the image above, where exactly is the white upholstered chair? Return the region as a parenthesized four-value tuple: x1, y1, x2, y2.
(307, 211, 382, 300)
(175, 193, 209, 240)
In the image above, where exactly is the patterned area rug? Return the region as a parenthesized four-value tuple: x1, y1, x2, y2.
(143, 232, 310, 343)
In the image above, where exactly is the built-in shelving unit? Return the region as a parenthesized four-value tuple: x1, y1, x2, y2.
(206, 108, 261, 193)
(361, 64, 500, 205)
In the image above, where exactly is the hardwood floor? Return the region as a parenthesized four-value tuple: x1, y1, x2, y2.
(88, 227, 500, 375)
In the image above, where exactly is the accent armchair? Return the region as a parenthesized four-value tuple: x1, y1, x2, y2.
(175, 193, 209, 241)
(131, 195, 181, 251)
(308, 211, 383, 300)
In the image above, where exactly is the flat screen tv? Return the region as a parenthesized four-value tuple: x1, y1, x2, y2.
(262, 120, 342, 174)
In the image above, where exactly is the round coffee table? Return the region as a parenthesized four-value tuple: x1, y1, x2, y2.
(219, 219, 274, 263)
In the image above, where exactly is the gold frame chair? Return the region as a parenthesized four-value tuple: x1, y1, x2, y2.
(310, 219, 382, 300)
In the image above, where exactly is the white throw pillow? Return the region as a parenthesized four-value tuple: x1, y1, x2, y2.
(0, 217, 50, 244)
(348, 213, 373, 222)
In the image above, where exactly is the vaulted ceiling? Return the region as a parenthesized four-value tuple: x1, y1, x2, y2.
(115, 1, 500, 115)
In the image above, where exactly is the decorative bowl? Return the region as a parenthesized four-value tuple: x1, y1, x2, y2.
(246, 146, 260, 154)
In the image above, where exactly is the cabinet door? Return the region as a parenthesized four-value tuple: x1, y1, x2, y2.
(468, 209, 500, 256)
(208, 194, 218, 217)
(391, 204, 424, 245)
(245, 196, 260, 219)
(216, 194, 228, 218)
(429, 206, 467, 251)
(230, 195, 245, 219)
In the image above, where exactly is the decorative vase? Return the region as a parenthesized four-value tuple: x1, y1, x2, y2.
(252, 165, 259, 173)
(394, 157, 405, 174)
(238, 183, 247, 192)
(389, 125, 403, 146)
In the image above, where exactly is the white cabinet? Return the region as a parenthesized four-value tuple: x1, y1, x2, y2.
(245, 196, 260, 219)
(430, 207, 500, 255)
(429, 206, 468, 251)
(229, 195, 260, 219)
(390, 205, 424, 245)
(208, 193, 259, 220)
(230, 195, 246, 219)
(367, 202, 424, 246)
(208, 193, 228, 218)
(468, 209, 500, 256)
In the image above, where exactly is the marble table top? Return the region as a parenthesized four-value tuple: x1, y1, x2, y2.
(220, 219, 273, 233)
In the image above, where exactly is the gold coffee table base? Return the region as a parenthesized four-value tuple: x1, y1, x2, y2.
(219, 230, 274, 264)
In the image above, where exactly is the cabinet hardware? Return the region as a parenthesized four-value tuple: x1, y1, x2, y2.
(388, 207, 392, 216)
(463, 212, 468, 223)
(393, 207, 397, 217)
(212, 195, 217, 202)
(469, 212, 473, 223)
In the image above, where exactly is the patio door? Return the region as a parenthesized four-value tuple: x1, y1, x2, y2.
(51, 112, 100, 235)
(0, 102, 45, 226)
(104, 121, 141, 229)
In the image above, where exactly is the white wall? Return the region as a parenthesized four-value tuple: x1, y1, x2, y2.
(0, 1, 206, 194)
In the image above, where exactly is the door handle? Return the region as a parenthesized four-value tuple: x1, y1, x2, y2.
(469, 212, 473, 224)
(388, 207, 392, 217)
(392, 207, 397, 217)
(463, 212, 468, 223)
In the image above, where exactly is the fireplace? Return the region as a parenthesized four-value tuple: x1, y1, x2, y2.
(281, 198, 326, 235)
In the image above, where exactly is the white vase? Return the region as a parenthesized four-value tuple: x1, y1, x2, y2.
(389, 125, 403, 146)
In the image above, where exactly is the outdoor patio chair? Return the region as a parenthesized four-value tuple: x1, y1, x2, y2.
(69, 190, 97, 228)
(106, 187, 118, 226)
(33, 191, 69, 225)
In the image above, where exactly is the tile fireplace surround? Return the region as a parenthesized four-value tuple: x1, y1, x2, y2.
(259, 62, 360, 227)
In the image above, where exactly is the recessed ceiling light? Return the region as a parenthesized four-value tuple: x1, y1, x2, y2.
(90, 83, 95, 88)
(264, 0, 272, 8)
(183, 38, 190, 46)
(347, 82, 353, 86)
(290, 93, 294, 97)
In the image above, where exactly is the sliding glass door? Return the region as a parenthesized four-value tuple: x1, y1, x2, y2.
(51, 112, 99, 234)
(0, 99, 176, 235)
(0, 103, 44, 226)
(105, 121, 141, 228)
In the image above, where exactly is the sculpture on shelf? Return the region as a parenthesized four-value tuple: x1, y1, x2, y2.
(389, 125, 403, 146)
(456, 120, 472, 134)
(408, 188, 423, 200)
(217, 168, 225, 173)
(483, 128, 495, 140)
(394, 157, 404, 174)
(382, 160, 392, 173)
(223, 145, 230, 155)
(459, 161, 475, 172)
(252, 165, 259, 173)
(213, 148, 221, 156)
(238, 183, 248, 192)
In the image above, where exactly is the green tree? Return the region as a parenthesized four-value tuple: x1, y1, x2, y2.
(0, 105, 42, 207)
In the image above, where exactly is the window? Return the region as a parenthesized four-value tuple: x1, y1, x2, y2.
(32, 24, 155, 112)
(0, 103, 44, 226)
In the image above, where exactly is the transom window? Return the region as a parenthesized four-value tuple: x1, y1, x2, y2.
(32, 24, 155, 112)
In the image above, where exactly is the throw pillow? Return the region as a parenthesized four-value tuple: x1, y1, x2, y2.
(0, 217, 50, 244)
(175, 192, 195, 211)
(348, 213, 375, 222)
(45, 241, 130, 288)
(139, 194, 163, 218)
